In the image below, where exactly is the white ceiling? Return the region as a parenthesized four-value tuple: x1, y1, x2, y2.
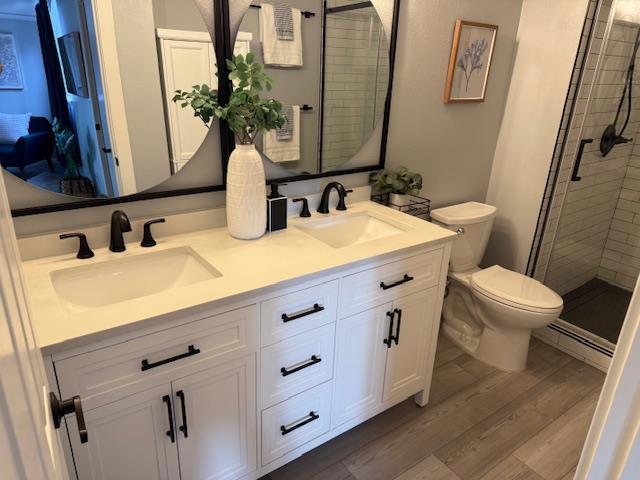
(0, 0, 38, 17)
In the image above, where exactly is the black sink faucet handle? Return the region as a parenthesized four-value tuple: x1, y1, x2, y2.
(337, 189, 354, 211)
(292, 198, 311, 217)
(141, 218, 166, 247)
(59, 233, 94, 259)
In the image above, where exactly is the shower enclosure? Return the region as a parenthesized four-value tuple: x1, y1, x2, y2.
(532, 0, 640, 352)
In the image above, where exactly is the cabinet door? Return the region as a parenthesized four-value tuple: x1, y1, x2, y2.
(172, 356, 257, 480)
(69, 384, 180, 480)
(332, 304, 390, 427)
(383, 288, 437, 402)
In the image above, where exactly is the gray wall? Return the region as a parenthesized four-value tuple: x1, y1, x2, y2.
(10, 0, 525, 237)
(385, 0, 523, 208)
(153, 0, 208, 32)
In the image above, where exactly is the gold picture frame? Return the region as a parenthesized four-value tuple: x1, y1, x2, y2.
(444, 20, 498, 104)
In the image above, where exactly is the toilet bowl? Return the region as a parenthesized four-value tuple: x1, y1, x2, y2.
(432, 202, 563, 372)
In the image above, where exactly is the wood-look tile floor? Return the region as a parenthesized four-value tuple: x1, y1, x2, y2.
(261, 336, 605, 480)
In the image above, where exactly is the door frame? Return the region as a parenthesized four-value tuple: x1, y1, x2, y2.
(0, 164, 67, 478)
(576, 277, 640, 479)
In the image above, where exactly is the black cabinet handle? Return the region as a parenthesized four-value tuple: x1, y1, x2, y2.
(571, 138, 593, 182)
(383, 310, 395, 348)
(280, 411, 320, 435)
(141, 345, 200, 371)
(162, 395, 175, 443)
(391, 308, 402, 345)
(50, 392, 88, 444)
(281, 303, 325, 322)
(281, 355, 322, 376)
(176, 390, 188, 438)
(380, 274, 414, 290)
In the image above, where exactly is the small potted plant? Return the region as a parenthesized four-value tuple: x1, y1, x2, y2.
(53, 119, 95, 198)
(173, 53, 285, 239)
(370, 167, 423, 207)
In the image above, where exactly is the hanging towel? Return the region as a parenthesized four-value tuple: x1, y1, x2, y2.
(260, 3, 303, 67)
(264, 105, 300, 162)
(274, 4, 294, 40)
(277, 105, 294, 140)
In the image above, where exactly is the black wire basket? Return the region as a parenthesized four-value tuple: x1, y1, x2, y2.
(371, 193, 431, 221)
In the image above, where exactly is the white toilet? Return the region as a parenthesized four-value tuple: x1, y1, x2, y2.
(431, 202, 563, 372)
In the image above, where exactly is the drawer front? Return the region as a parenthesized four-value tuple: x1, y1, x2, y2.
(261, 381, 332, 465)
(261, 323, 335, 408)
(56, 305, 257, 410)
(340, 249, 443, 317)
(261, 280, 338, 346)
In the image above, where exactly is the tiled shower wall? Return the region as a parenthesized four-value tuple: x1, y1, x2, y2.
(321, 5, 389, 170)
(534, 0, 640, 295)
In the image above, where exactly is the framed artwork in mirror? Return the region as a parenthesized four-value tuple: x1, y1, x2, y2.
(0, 33, 23, 89)
(58, 32, 89, 98)
(444, 20, 498, 104)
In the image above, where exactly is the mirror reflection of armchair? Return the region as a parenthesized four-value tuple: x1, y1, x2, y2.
(0, 117, 55, 176)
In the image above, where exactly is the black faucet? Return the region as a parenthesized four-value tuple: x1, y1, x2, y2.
(109, 210, 132, 252)
(317, 182, 352, 214)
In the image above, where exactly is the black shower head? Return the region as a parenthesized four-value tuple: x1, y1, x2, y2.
(600, 124, 632, 156)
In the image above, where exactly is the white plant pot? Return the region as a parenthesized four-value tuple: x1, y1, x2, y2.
(226, 144, 267, 240)
(389, 193, 411, 207)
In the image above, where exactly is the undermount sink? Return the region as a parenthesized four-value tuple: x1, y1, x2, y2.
(297, 211, 411, 248)
(51, 247, 221, 311)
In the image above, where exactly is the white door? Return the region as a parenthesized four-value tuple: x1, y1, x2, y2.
(158, 30, 216, 173)
(69, 384, 180, 480)
(383, 289, 437, 402)
(332, 304, 390, 427)
(0, 169, 67, 477)
(173, 356, 257, 480)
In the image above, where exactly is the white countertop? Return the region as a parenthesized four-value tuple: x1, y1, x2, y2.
(22, 201, 455, 355)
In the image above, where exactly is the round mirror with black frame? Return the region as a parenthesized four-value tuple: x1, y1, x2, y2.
(0, 0, 220, 201)
(232, 0, 392, 177)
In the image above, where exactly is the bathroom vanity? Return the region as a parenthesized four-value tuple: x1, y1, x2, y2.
(22, 202, 454, 479)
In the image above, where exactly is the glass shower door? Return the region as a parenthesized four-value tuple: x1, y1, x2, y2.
(534, 0, 640, 346)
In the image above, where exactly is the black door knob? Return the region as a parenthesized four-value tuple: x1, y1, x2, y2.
(50, 392, 88, 444)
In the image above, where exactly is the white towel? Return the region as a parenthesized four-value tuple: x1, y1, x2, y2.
(263, 105, 300, 162)
(260, 3, 303, 67)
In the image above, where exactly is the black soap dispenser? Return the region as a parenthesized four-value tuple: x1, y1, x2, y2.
(267, 183, 288, 232)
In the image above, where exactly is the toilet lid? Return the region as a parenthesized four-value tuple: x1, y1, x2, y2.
(471, 266, 563, 312)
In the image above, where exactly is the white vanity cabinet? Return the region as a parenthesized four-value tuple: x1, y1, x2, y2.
(49, 244, 450, 480)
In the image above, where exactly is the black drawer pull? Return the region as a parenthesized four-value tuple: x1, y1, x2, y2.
(282, 303, 325, 322)
(380, 274, 414, 290)
(281, 355, 322, 376)
(383, 310, 395, 348)
(280, 411, 320, 435)
(141, 345, 200, 371)
(176, 390, 188, 438)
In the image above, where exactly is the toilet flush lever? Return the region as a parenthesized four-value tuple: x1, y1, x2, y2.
(456, 227, 465, 235)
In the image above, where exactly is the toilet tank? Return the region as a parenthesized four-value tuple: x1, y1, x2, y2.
(431, 202, 497, 272)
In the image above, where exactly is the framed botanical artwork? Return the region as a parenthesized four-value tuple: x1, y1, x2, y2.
(444, 20, 498, 103)
(58, 32, 89, 98)
(0, 33, 23, 90)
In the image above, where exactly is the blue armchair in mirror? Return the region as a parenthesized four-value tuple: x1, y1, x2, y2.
(0, 115, 55, 178)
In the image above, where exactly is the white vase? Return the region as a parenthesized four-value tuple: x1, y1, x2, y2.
(226, 144, 267, 240)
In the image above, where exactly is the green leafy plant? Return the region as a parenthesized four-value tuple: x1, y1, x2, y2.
(52, 118, 79, 179)
(172, 53, 286, 145)
(172, 83, 218, 126)
(370, 167, 423, 195)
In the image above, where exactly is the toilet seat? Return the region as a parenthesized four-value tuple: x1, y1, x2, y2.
(470, 265, 563, 314)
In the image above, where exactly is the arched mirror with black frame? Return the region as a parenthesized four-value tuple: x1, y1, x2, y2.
(4, 0, 230, 217)
(223, 0, 400, 183)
